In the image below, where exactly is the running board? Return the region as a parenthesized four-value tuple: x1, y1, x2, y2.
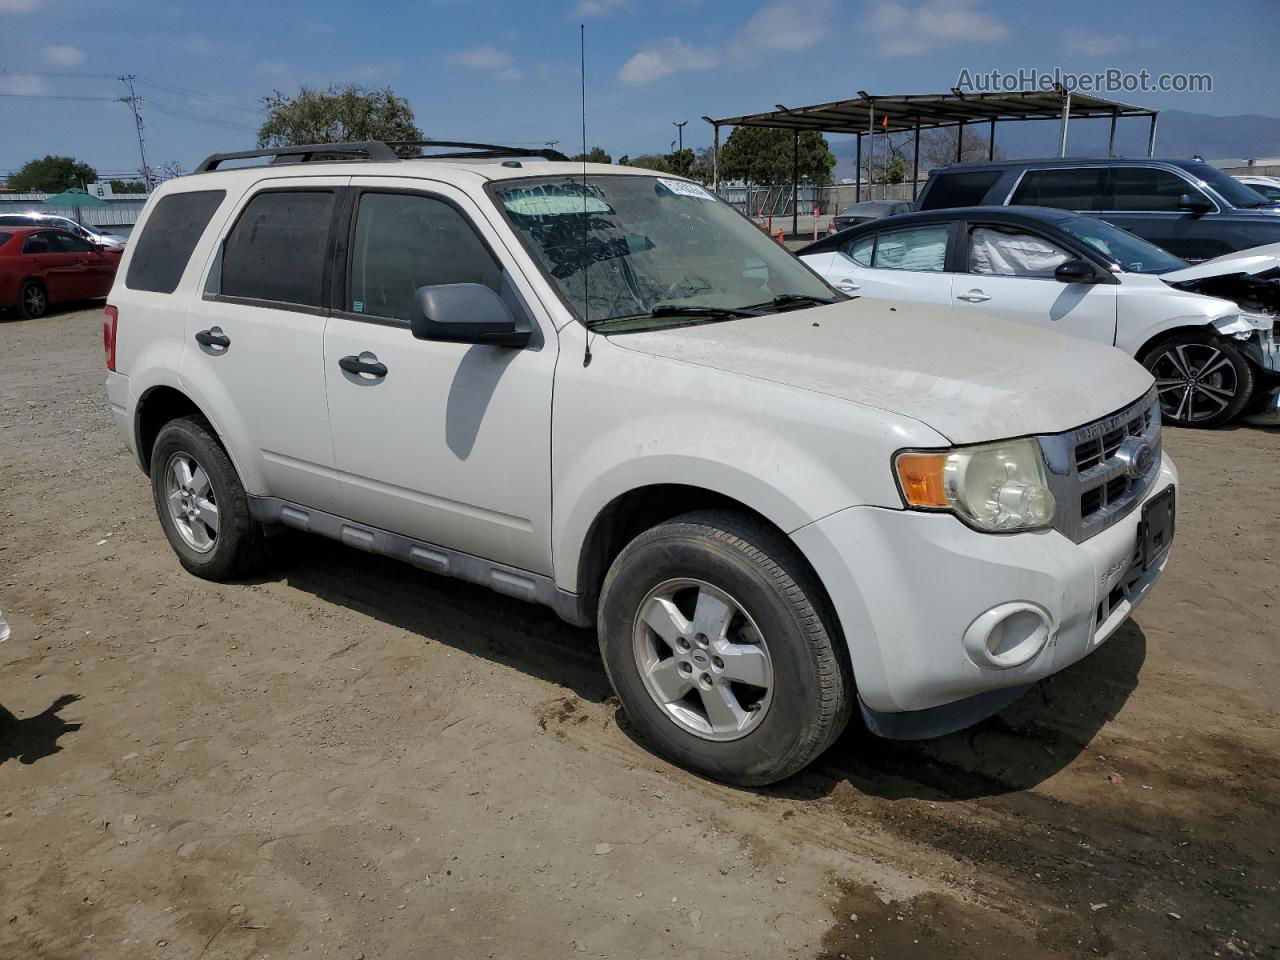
(248, 496, 591, 628)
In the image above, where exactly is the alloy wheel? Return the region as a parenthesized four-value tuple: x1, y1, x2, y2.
(23, 284, 46, 318)
(631, 578, 773, 742)
(1151, 342, 1239, 424)
(163, 451, 219, 554)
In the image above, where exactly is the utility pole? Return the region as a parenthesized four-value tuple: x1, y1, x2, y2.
(117, 74, 152, 191)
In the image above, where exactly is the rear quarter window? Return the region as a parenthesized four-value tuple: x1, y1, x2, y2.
(0, 232, 11, 247)
(919, 171, 1002, 210)
(126, 190, 226, 294)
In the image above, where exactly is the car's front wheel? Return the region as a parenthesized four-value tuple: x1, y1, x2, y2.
(597, 510, 851, 786)
(1143, 334, 1255, 428)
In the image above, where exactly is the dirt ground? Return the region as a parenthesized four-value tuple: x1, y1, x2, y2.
(1, 306, 1277, 960)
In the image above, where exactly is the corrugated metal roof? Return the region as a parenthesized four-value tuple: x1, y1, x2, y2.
(709, 90, 1156, 134)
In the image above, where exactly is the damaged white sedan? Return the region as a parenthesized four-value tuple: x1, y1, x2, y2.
(800, 207, 1280, 427)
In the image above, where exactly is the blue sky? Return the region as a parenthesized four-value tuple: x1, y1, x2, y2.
(1, 0, 1276, 179)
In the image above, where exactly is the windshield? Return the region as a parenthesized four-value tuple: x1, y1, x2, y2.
(1058, 215, 1187, 274)
(1183, 161, 1278, 208)
(490, 175, 834, 329)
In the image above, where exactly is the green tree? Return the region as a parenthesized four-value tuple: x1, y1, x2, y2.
(109, 179, 148, 194)
(718, 128, 834, 186)
(258, 85, 422, 155)
(623, 153, 673, 174)
(8, 155, 98, 193)
(571, 146, 612, 164)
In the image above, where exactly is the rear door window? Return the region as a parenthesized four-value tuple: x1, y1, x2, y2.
(1111, 167, 1204, 212)
(840, 233, 875, 266)
(919, 171, 1001, 210)
(871, 225, 948, 271)
(126, 190, 226, 294)
(221, 190, 335, 308)
(1010, 168, 1107, 210)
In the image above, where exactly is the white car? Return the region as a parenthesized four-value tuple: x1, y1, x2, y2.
(104, 141, 1177, 785)
(1235, 175, 1280, 204)
(800, 206, 1279, 427)
(0, 213, 127, 249)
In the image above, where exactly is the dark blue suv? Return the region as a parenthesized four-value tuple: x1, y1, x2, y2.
(915, 158, 1280, 262)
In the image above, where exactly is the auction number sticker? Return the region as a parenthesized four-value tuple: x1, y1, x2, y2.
(657, 178, 714, 200)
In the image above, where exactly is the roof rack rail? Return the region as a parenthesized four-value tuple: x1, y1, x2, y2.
(387, 140, 571, 162)
(194, 141, 400, 173)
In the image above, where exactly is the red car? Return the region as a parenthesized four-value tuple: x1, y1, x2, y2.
(0, 226, 122, 319)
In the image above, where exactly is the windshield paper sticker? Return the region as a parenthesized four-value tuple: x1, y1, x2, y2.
(657, 178, 714, 200)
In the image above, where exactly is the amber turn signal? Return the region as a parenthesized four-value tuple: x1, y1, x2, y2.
(895, 452, 950, 508)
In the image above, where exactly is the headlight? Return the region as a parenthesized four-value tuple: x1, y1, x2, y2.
(894, 439, 1056, 532)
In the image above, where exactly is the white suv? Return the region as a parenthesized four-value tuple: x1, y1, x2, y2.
(104, 140, 1178, 785)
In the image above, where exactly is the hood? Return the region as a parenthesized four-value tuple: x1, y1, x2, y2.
(1161, 242, 1280, 282)
(610, 300, 1154, 445)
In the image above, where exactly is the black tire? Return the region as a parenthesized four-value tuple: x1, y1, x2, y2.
(597, 510, 851, 786)
(149, 415, 267, 580)
(20, 280, 47, 320)
(1142, 333, 1255, 428)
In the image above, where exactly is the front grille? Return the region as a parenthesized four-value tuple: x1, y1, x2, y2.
(1039, 387, 1161, 544)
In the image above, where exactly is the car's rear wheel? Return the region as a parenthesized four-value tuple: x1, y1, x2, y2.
(20, 281, 47, 320)
(1143, 334, 1254, 428)
(597, 510, 851, 786)
(150, 415, 267, 580)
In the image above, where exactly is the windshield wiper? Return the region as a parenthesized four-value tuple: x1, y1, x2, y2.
(648, 304, 766, 319)
(739, 293, 840, 312)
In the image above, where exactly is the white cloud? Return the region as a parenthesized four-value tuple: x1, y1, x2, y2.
(0, 73, 46, 94)
(575, 0, 626, 15)
(618, 38, 719, 85)
(734, 0, 831, 53)
(44, 44, 84, 66)
(448, 46, 522, 80)
(868, 0, 1008, 57)
(1062, 30, 1126, 57)
(0, 0, 38, 11)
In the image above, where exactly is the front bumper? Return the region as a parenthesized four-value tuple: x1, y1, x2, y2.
(791, 452, 1177, 724)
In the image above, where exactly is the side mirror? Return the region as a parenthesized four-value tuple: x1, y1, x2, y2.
(1054, 258, 1104, 284)
(411, 283, 530, 347)
(1178, 193, 1213, 214)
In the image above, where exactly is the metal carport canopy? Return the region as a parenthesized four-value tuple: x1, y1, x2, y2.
(704, 89, 1160, 222)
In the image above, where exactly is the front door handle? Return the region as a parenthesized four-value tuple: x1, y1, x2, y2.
(835, 279, 860, 292)
(956, 290, 991, 303)
(339, 353, 388, 379)
(194, 327, 230, 349)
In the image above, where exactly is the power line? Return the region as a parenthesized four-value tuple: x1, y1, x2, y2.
(137, 77, 260, 114)
(0, 92, 118, 101)
(145, 101, 257, 133)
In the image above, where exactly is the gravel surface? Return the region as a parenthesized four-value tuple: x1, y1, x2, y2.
(1, 306, 1277, 959)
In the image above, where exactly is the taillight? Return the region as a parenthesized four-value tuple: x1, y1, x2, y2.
(103, 304, 118, 371)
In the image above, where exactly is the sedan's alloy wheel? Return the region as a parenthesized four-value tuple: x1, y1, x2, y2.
(1150, 342, 1240, 423)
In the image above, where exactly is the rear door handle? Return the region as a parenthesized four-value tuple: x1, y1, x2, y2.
(194, 327, 230, 349)
(956, 290, 991, 303)
(339, 353, 388, 379)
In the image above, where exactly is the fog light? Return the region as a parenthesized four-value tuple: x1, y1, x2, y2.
(963, 602, 1053, 669)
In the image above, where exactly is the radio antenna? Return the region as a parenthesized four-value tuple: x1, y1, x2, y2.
(580, 22, 593, 367)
